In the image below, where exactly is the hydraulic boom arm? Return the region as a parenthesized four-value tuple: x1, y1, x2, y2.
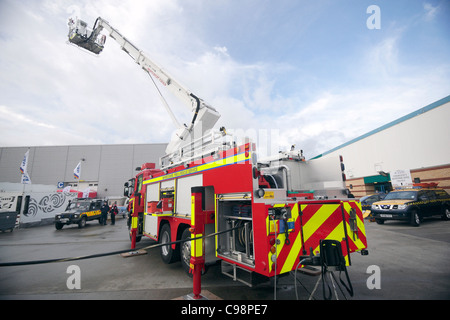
(68, 17, 220, 154)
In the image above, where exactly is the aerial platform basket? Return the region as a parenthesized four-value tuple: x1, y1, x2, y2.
(68, 18, 105, 54)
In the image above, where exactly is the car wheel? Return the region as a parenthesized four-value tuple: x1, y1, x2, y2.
(160, 223, 179, 264)
(410, 210, 420, 227)
(375, 219, 384, 225)
(441, 207, 450, 221)
(78, 216, 87, 228)
(55, 222, 64, 230)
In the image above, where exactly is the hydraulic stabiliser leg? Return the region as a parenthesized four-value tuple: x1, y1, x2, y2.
(189, 187, 206, 299)
(130, 214, 138, 249)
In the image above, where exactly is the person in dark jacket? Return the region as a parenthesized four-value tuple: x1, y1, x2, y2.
(100, 201, 110, 225)
(110, 202, 118, 225)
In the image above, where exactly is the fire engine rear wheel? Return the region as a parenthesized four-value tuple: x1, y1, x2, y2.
(160, 223, 179, 264)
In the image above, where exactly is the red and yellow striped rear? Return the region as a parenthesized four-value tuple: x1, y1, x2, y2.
(264, 200, 367, 275)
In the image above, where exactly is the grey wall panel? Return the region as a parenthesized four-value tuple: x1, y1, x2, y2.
(0, 143, 167, 199)
(133, 144, 166, 170)
(31, 146, 68, 185)
(65, 145, 102, 182)
(98, 145, 134, 198)
(0, 147, 31, 183)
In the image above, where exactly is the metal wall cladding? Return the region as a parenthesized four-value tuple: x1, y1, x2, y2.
(0, 144, 167, 198)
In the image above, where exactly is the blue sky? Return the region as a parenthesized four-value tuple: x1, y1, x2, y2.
(0, 0, 449, 159)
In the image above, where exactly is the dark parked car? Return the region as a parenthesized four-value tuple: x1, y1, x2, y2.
(360, 193, 387, 217)
(55, 199, 103, 229)
(371, 188, 450, 226)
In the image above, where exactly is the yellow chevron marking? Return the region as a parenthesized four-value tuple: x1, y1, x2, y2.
(280, 204, 302, 273)
(267, 202, 368, 274)
(302, 204, 339, 242)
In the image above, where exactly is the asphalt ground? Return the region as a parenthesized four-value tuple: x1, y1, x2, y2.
(1, 215, 449, 301)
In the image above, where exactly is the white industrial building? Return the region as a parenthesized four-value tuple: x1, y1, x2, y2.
(314, 95, 450, 197)
(0, 143, 167, 198)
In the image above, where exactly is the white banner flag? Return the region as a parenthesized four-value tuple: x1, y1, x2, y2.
(20, 149, 29, 174)
(74, 161, 81, 180)
(21, 172, 32, 184)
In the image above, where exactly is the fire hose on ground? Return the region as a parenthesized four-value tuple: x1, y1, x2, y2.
(0, 225, 243, 267)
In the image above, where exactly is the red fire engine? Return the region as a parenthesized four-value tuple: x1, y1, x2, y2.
(68, 17, 368, 296)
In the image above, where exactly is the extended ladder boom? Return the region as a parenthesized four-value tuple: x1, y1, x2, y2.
(68, 17, 220, 155)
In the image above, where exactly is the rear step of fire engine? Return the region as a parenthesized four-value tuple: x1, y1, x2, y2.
(221, 261, 268, 287)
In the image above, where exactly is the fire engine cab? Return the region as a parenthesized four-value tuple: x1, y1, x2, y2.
(68, 17, 368, 289)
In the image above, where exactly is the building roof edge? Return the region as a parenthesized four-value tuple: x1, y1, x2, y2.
(311, 95, 450, 159)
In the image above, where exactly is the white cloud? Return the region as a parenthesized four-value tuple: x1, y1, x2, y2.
(0, 105, 56, 130)
(423, 2, 439, 21)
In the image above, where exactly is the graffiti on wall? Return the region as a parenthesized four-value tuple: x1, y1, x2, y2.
(25, 192, 76, 217)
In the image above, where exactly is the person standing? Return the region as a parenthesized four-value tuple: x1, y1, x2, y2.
(110, 202, 118, 225)
(100, 201, 110, 225)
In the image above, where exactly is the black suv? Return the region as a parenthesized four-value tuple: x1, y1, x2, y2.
(55, 199, 103, 229)
(371, 188, 450, 226)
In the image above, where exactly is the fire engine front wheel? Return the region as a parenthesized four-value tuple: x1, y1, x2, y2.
(160, 223, 179, 264)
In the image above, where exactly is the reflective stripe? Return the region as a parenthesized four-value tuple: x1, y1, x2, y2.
(144, 151, 251, 184)
(191, 233, 203, 257)
(191, 195, 195, 226)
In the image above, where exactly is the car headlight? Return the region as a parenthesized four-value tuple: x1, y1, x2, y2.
(398, 204, 407, 210)
(371, 204, 378, 209)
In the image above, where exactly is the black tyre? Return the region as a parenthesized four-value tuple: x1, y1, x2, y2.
(441, 207, 450, 221)
(78, 216, 87, 228)
(180, 227, 208, 276)
(55, 222, 64, 230)
(160, 223, 179, 264)
(410, 210, 420, 227)
(181, 228, 192, 275)
(129, 230, 142, 243)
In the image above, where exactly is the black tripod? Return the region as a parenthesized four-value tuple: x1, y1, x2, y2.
(299, 239, 354, 300)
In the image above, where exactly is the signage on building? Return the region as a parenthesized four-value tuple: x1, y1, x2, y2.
(390, 169, 413, 188)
